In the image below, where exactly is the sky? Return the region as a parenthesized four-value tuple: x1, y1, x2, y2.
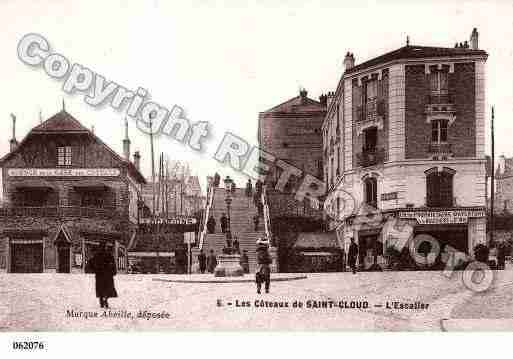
(0, 0, 512, 195)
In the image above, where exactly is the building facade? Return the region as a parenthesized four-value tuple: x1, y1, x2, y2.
(495, 155, 513, 214)
(258, 89, 328, 271)
(0, 110, 146, 273)
(323, 28, 488, 267)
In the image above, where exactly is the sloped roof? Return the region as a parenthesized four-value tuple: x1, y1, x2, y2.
(347, 45, 488, 74)
(262, 95, 325, 114)
(31, 110, 90, 133)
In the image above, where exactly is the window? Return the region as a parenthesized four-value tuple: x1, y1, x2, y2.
(364, 177, 377, 208)
(57, 146, 72, 166)
(81, 192, 105, 208)
(431, 119, 448, 143)
(426, 169, 454, 207)
(365, 80, 377, 101)
(429, 70, 448, 95)
(363, 127, 378, 152)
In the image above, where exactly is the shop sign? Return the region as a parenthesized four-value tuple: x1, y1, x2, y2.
(398, 209, 485, 225)
(8, 168, 120, 177)
(381, 192, 398, 201)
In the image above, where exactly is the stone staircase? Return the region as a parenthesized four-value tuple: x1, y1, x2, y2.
(195, 187, 267, 272)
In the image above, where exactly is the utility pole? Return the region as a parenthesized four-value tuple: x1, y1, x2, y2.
(149, 115, 159, 273)
(490, 106, 495, 245)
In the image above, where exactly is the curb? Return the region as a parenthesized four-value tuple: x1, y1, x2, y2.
(152, 275, 308, 284)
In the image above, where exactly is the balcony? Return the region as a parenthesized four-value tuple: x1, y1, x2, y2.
(356, 99, 387, 123)
(426, 93, 456, 119)
(427, 93, 452, 104)
(357, 148, 386, 167)
(0, 206, 121, 220)
(428, 143, 452, 155)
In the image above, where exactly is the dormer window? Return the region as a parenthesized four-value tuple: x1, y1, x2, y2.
(57, 146, 72, 166)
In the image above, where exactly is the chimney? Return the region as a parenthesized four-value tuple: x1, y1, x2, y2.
(133, 151, 141, 171)
(299, 88, 308, 104)
(470, 27, 479, 50)
(9, 113, 18, 152)
(123, 118, 131, 160)
(326, 91, 336, 109)
(319, 94, 328, 107)
(344, 52, 355, 71)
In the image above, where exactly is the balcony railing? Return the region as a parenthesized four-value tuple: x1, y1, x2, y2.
(0, 206, 121, 219)
(428, 143, 452, 154)
(356, 99, 387, 123)
(357, 148, 386, 167)
(427, 93, 452, 104)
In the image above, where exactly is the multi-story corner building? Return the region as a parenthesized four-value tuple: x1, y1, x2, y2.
(323, 28, 488, 264)
(0, 110, 146, 273)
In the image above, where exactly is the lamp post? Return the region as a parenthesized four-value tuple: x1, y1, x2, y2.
(225, 194, 232, 239)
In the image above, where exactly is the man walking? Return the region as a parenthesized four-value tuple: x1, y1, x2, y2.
(348, 238, 358, 274)
(255, 239, 272, 294)
(207, 250, 217, 273)
(245, 179, 253, 197)
(207, 215, 216, 234)
(198, 250, 207, 274)
(220, 213, 228, 234)
(240, 250, 250, 274)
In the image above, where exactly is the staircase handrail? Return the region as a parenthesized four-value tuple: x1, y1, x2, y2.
(199, 184, 215, 250)
(261, 186, 273, 243)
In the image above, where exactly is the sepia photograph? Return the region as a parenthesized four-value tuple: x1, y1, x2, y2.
(1, 0, 513, 355)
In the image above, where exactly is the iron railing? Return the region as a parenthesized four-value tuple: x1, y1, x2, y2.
(356, 148, 386, 167)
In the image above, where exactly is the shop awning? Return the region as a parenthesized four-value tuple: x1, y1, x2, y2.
(14, 179, 56, 191)
(294, 232, 339, 249)
(73, 180, 109, 191)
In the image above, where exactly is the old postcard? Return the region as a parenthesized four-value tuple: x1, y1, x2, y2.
(1, 0, 513, 339)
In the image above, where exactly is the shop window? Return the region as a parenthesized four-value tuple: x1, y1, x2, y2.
(426, 168, 454, 207)
(431, 119, 448, 143)
(57, 146, 72, 166)
(364, 177, 377, 208)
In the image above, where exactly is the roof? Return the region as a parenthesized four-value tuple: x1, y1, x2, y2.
(31, 111, 90, 133)
(346, 45, 488, 74)
(0, 110, 146, 184)
(262, 94, 326, 114)
(294, 232, 339, 249)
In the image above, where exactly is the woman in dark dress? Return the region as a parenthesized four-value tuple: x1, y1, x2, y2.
(89, 242, 118, 308)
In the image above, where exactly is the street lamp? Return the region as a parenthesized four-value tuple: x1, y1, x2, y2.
(225, 194, 232, 239)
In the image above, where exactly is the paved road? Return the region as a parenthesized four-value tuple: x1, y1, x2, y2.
(1, 270, 512, 331)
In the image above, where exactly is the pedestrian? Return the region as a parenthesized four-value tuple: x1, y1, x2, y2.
(253, 215, 259, 231)
(497, 242, 506, 270)
(207, 215, 216, 234)
(220, 213, 228, 233)
(255, 179, 263, 194)
(88, 242, 117, 309)
(198, 250, 207, 274)
(240, 250, 250, 274)
(255, 239, 272, 294)
(233, 237, 240, 253)
(213, 172, 220, 187)
(245, 179, 253, 197)
(348, 238, 358, 274)
(207, 250, 217, 273)
(231, 180, 237, 193)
